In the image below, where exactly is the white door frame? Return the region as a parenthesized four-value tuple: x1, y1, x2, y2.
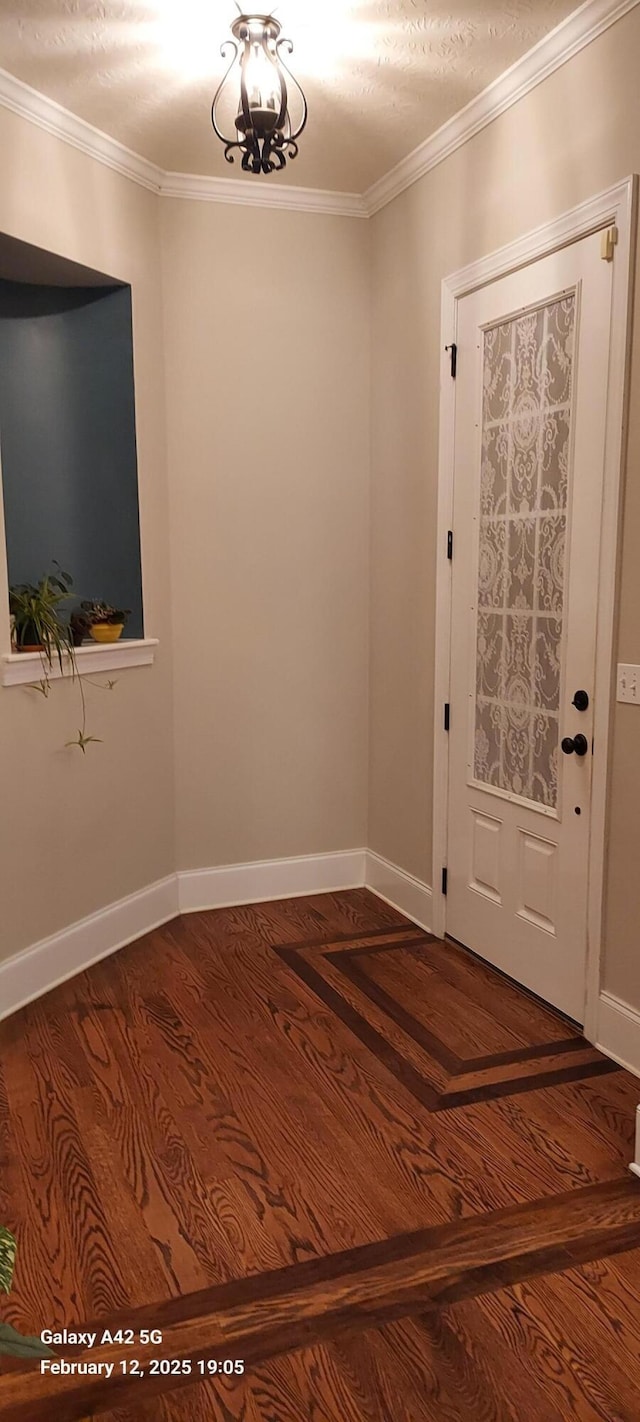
(432, 177, 637, 1039)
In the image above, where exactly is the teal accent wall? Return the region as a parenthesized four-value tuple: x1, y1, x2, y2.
(0, 280, 143, 636)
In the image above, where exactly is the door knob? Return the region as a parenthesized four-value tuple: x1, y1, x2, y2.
(561, 734, 589, 757)
(572, 690, 589, 711)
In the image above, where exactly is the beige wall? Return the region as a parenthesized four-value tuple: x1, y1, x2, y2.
(3, 6, 639, 1017)
(0, 108, 175, 962)
(161, 200, 370, 870)
(0, 109, 370, 965)
(369, 5, 640, 1003)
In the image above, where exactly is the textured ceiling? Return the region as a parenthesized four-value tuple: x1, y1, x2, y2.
(0, 0, 579, 191)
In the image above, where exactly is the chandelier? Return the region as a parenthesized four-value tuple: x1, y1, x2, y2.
(211, 12, 308, 175)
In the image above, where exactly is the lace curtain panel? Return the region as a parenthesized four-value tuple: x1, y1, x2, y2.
(475, 295, 575, 808)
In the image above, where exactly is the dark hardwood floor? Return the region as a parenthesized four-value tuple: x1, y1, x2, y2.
(1, 888, 639, 1420)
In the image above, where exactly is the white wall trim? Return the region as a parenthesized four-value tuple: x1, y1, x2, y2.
(160, 172, 366, 219)
(0, 63, 163, 193)
(433, 177, 638, 1032)
(177, 849, 367, 913)
(0, 875, 179, 1023)
(631, 1105, 640, 1176)
(0, 848, 434, 1022)
(597, 990, 640, 1078)
(0, 61, 365, 217)
(437, 181, 638, 299)
(0, 0, 636, 217)
(365, 851, 432, 932)
(364, 0, 640, 215)
(2, 638, 158, 687)
(0, 847, 635, 1131)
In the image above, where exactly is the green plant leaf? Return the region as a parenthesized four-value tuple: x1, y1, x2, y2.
(0, 1228, 16, 1294)
(0, 1322, 54, 1359)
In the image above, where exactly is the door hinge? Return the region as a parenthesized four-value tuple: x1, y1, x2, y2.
(447, 530, 453, 560)
(445, 342, 457, 378)
(444, 703, 450, 732)
(441, 867, 448, 896)
(601, 225, 618, 262)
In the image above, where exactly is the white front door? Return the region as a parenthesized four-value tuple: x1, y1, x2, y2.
(446, 230, 614, 1023)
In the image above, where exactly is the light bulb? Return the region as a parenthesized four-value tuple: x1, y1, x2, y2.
(244, 38, 279, 111)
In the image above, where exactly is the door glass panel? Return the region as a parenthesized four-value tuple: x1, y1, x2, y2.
(475, 294, 575, 807)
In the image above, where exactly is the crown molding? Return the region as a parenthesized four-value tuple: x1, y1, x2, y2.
(160, 171, 367, 217)
(363, 0, 640, 216)
(0, 0, 637, 219)
(0, 62, 365, 217)
(0, 64, 163, 193)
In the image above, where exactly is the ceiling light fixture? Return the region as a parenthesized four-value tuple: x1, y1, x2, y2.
(211, 11, 308, 175)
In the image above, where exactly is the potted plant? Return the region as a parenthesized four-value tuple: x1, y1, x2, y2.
(9, 567, 74, 660)
(69, 607, 92, 647)
(7, 568, 115, 753)
(81, 601, 131, 644)
(0, 1225, 53, 1366)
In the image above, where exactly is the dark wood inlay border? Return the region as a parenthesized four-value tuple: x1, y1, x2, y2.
(322, 935, 436, 960)
(439, 1056, 621, 1109)
(277, 942, 620, 1112)
(327, 949, 460, 1071)
(272, 924, 428, 953)
(461, 1035, 589, 1071)
(327, 935, 437, 959)
(276, 945, 441, 1109)
(330, 949, 593, 1071)
(2, 1178, 639, 1422)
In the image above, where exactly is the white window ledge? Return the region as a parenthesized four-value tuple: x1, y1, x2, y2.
(2, 638, 158, 687)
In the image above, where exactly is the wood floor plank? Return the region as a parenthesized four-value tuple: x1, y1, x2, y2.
(297, 945, 453, 1087)
(424, 937, 580, 1043)
(378, 1313, 535, 1422)
(279, 938, 619, 1114)
(329, 1326, 439, 1422)
(70, 968, 235, 1296)
(323, 1331, 422, 1422)
(452, 1260, 640, 1421)
(355, 947, 534, 1058)
(178, 889, 407, 960)
(2, 1178, 640, 1421)
(574, 1247, 640, 1366)
(1, 888, 639, 1422)
(552, 1073, 637, 1159)
(112, 943, 394, 1265)
(2, 1003, 131, 1329)
(247, 1347, 371, 1422)
(443, 1044, 602, 1092)
(533, 1268, 640, 1414)
(260, 958, 526, 1221)
(344, 945, 586, 1069)
(438, 1086, 622, 1198)
(159, 928, 485, 1239)
(253, 944, 634, 1218)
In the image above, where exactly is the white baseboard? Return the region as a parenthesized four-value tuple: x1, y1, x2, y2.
(0, 846, 433, 1023)
(596, 990, 640, 1079)
(0, 875, 179, 1023)
(177, 849, 367, 913)
(6, 850, 640, 1173)
(364, 851, 433, 932)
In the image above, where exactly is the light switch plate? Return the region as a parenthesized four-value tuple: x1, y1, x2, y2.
(617, 664, 640, 704)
